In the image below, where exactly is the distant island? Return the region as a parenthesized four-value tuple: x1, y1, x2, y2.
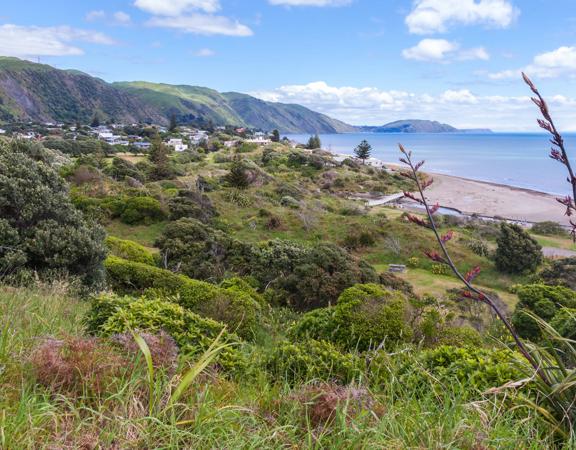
(359, 119, 493, 134)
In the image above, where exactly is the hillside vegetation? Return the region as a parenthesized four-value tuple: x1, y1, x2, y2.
(1, 134, 575, 448)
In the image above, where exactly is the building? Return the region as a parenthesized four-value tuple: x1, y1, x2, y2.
(134, 142, 152, 151)
(245, 136, 272, 146)
(0, 129, 6, 134)
(166, 138, 188, 152)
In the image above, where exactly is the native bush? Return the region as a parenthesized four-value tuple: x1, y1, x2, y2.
(511, 284, 576, 341)
(106, 157, 145, 182)
(105, 236, 156, 265)
(289, 307, 337, 343)
(540, 257, 576, 290)
(266, 339, 362, 384)
(550, 308, 576, 340)
(99, 297, 247, 374)
(0, 140, 106, 286)
(531, 221, 567, 237)
(155, 218, 254, 282)
(495, 223, 542, 274)
(252, 240, 379, 311)
(333, 284, 413, 351)
(104, 257, 262, 338)
(120, 196, 166, 225)
(168, 189, 218, 222)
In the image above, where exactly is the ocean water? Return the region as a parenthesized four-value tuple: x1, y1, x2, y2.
(286, 133, 576, 196)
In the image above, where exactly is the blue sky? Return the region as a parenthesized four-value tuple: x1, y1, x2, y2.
(2, 0, 576, 130)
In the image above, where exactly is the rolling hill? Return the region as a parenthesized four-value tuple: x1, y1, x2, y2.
(0, 57, 354, 133)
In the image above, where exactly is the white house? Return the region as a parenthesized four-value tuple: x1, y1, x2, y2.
(245, 136, 272, 146)
(166, 138, 188, 152)
(0, 129, 6, 134)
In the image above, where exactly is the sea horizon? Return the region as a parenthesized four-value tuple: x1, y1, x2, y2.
(286, 132, 576, 196)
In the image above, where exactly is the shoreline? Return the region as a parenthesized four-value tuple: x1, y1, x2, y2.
(333, 153, 569, 226)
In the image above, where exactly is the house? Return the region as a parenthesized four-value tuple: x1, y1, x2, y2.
(134, 142, 152, 151)
(166, 138, 188, 152)
(245, 136, 272, 146)
(0, 129, 6, 135)
(224, 140, 240, 148)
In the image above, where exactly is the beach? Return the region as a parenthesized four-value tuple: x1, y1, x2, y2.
(421, 172, 570, 226)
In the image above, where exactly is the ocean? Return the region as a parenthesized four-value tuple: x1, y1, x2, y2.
(286, 133, 576, 196)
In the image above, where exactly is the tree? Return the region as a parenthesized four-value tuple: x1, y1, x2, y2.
(271, 129, 280, 143)
(495, 223, 543, 274)
(0, 140, 106, 287)
(169, 113, 178, 132)
(90, 112, 101, 128)
(306, 134, 321, 150)
(354, 140, 372, 164)
(224, 158, 251, 189)
(149, 135, 174, 180)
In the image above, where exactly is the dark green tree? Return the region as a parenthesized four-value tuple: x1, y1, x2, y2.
(271, 129, 280, 143)
(224, 159, 251, 189)
(306, 134, 321, 150)
(90, 112, 101, 128)
(169, 113, 178, 132)
(495, 223, 542, 274)
(0, 140, 106, 287)
(149, 135, 174, 180)
(354, 140, 372, 164)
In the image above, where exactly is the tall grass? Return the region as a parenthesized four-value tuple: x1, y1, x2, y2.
(0, 285, 559, 448)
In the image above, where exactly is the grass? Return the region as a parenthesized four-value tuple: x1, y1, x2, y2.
(532, 233, 576, 251)
(105, 220, 166, 248)
(0, 284, 556, 448)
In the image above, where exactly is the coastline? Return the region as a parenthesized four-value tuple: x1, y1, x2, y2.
(334, 153, 569, 225)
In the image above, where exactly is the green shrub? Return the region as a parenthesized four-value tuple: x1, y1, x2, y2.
(511, 284, 576, 341)
(105, 236, 156, 266)
(495, 223, 542, 274)
(430, 263, 450, 276)
(0, 140, 106, 287)
(333, 284, 413, 351)
(84, 293, 134, 334)
(531, 221, 567, 237)
(266, 339, 361, 384)
(464, 238, 490, 257)
(168, 190, 217, 222)
(540, 257, 576, 290)
(550, 308, 576, 340)
(435, 326, 482, 347)
(100, 297, 247, 374)
(407, 257, 420, 269)
(120, 196, 166, 225)
(289, 307, 337, 342)
(104, 256, 261, 339)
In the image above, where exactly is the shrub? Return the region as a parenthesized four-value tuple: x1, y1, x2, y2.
(0, 140, 106, 287)
(84, 293, 135, 335)
(120, 196, 166, 225)
(464, 238, 490, 257)
(105, 236, 156, 265)
(252, 241, 379, 311)
(266, 339, 361, 384)
(511, 284, 576, 341)
(168, 189, 217, 222)
(289, 307, 337, 342)
(106, 157, 145, 182)
(550, 308, 576, 340)
(540, 257, 576, 290)
(333, 284, 413, 351)
(224, 159, 251, 189)
(100, 297, 247, 374)
(430, 263, 450, 276)
(104, 257, 261, 338)
(531, 221, 568, 237)
(155, 218, 254, 282)
(342, 230, 376, 250)
(495, 223, 542, 274)
(407, 257, 420, 269)
(379, 272, 416, 298)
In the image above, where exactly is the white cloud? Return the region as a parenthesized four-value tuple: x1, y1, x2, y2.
(147, 14, 253, 36)
(134, 0, 220, 16)
(0, 24, 115, 59)
(250, 81, 576, 131)
(86, 10, 106, 22)
(406, 0, 518, 34)
(268, 0, 352, 6)
(113, 11, 132, 24)
(489, 46, 576, 80)
(402, 39, 489, 62)
(403, 39, 457, 61)
(194, 48, 215, 57)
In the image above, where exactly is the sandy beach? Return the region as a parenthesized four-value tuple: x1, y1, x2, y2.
(422, 172, 570, 226)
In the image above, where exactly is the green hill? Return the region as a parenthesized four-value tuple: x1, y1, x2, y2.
(0, 57, 355, 133)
